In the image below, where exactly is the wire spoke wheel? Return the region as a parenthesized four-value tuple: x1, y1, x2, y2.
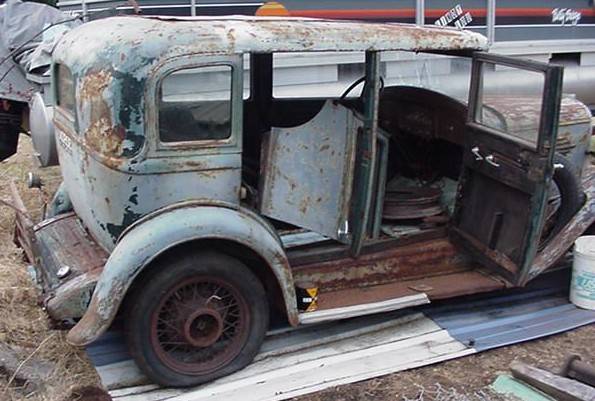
(125, 251, 268, 387)
(150, 276, 251, 375)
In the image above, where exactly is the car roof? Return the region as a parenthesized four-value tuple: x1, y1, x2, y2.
(54, 16, 488, 74)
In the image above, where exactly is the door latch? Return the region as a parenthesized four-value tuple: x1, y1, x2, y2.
(471, 146, 483, 161)
(471, 146, 500, 168)
(485, 154, 500, 168)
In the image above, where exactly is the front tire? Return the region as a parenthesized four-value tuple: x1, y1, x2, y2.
(124, 251, 269, 387)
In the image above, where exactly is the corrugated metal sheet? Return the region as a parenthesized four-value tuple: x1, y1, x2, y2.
(86, 272, 595, 400)
(426, 277, 595, 351)
(103, 313, 471, 400)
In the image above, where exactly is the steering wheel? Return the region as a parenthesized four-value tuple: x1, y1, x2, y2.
(339, 76, 385, 102)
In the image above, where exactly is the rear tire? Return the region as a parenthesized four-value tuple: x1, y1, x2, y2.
(124, 251, 269, 387)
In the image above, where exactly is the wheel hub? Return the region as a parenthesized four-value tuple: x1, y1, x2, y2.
(149, 276, 251, 375)
(183, 308, 224, 347)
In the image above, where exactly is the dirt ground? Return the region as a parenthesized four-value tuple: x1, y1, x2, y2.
(0, 135, 593, 401)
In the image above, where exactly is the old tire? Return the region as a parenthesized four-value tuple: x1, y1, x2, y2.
(540, 153, 583, 248)
(124, 251, 269, 387)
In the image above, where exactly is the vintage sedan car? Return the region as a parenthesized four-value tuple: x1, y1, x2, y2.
(11, 16, 594, 387)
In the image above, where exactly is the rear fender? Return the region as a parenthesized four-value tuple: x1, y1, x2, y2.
(66, 201, 297, 346)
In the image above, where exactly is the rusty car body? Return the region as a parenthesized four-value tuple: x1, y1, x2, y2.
(10, 15, 595, 387)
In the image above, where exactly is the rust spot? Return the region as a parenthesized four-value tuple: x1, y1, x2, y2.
(86, 118, 126, 157)
(298, 196, 310, 215)
(184, 160, 207, 169)
(292, 235, 472, 291)
(79, 70, 112, 102)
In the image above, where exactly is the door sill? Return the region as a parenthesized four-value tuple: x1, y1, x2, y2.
(298, 293, 429, 325)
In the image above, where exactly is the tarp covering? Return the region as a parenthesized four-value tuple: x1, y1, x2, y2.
(0, 0, 78, 102)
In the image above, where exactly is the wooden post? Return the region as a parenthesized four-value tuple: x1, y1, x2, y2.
(511, 362, 595, 401)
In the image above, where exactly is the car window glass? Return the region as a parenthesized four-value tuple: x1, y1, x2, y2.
(475, 62, 545, 149)
(56, 64, 75, 115)
(159, 65, 233, 143)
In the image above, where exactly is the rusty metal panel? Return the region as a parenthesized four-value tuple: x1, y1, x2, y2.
(33, 212, 108, 291)
(259, 101, 359, 242)
(56, 128, 242, 250)
(292, 237, 471, 292)
(51, 53, 245, 251)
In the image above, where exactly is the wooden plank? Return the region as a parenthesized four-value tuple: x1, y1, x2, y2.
(511, 362, 595, 401)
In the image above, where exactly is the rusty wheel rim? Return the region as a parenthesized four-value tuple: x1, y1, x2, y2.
(150, 276, 250, 375)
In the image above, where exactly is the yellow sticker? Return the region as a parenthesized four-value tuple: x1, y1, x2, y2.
(305, 287, 318, 312)
(306, 299, 318, 312)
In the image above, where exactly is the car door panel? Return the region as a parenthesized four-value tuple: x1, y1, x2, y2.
(451, 52, 564, 284)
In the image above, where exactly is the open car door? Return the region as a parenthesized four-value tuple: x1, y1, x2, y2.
(450, 52, 564, 285)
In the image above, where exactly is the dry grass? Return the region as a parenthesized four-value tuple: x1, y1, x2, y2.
(0, 136, 101, 401)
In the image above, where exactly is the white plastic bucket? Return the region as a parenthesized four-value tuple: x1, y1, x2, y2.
(570, 236, 595, 310)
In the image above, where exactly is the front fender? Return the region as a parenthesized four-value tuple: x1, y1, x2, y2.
(66, 202, 298, 346)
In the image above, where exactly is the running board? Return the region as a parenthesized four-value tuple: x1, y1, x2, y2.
(298, 293, 430, 325)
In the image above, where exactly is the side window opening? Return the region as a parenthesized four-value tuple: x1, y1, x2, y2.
(159, 65, 233, 143)
(56, 64, 75, 115)
(272, 51, 367, 99)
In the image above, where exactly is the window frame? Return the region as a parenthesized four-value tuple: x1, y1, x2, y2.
(150, 54, 244, 155)
(468, 53, 552, 153)
(53, 63, 77, 125)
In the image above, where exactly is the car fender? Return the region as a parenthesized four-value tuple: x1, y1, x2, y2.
(66, 201, 298, 346)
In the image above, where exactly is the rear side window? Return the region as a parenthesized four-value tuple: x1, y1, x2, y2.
(56, 64, 75, 114)
(159, 65, 233, 143)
